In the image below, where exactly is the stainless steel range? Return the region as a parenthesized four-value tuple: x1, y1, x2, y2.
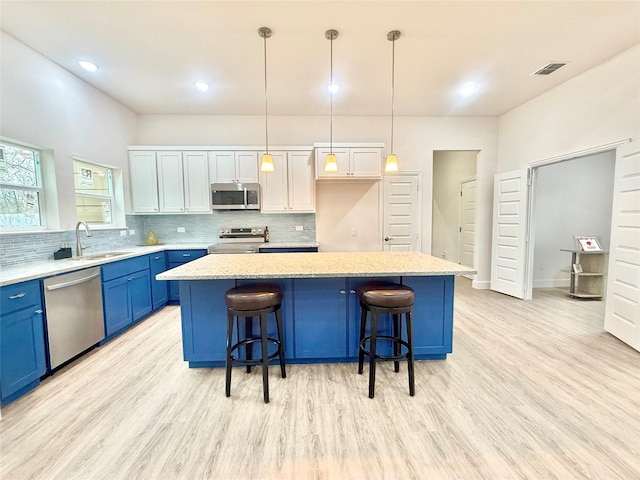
(207, 227, 266, 254)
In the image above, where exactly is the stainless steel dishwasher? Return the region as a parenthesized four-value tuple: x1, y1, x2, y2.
(43, 267, 105, 369)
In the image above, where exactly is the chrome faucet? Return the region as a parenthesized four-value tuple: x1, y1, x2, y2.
(75, 221, 92, 257)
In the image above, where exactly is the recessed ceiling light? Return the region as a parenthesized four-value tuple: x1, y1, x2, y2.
(327, 83, 341, 94)
(194, 81, 210, 92)
(457, 82, 479, 97)
(77, 60, 98, 72)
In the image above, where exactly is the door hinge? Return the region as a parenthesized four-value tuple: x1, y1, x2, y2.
(460, 190, 463, 196)
(459, 227, 462, 232)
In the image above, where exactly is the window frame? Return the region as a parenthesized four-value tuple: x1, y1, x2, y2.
(0, 141, 46, 231)
(72, 157, 116, 227)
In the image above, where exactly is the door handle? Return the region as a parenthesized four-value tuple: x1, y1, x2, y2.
(384, 237, 392, 241)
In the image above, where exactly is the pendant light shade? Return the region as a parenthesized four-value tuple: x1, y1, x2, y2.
(258, 27, 273, 173)
(325, 29, 339, 172)
(386, 30, 401, 173)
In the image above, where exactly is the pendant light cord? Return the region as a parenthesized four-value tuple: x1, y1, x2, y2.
(263, 33, 269, 154)
(330, 34, 333, 155)
(390, 36, 395, 155)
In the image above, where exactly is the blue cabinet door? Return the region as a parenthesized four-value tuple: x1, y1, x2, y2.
(401, 276, 454, 356)
(102, 276, 132, 336)
(1, 307, 46, 401)
(148, 252, 168, 310)
(167, 250, 207, 303)
(129, 270, 152, 322)
(180, 280, 235, 363)
(293, 278, 348, 359)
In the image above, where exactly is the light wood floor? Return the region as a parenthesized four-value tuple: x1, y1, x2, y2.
(1, 278, 638, 480)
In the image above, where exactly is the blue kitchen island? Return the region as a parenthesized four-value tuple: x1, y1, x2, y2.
(156, 251, 474, 367)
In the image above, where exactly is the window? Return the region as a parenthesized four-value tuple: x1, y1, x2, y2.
(0, 142, 44, 229)
(73, 159, 114, 225)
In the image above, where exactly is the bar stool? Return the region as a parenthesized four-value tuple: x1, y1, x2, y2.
(225, 283, 286, 403)
(358, 281, 415, 398)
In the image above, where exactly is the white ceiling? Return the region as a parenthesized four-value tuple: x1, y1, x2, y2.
(1, 1, 639, 117)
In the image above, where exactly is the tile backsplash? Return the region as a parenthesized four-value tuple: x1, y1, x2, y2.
(0, 213, 315, 268)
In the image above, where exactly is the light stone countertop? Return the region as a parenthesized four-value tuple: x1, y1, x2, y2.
(156, 251, 476, 280)
(0, 244, 209, 287)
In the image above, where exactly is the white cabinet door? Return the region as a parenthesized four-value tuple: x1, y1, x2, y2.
(157, 151, 185, 213)
(350, 147, 382, 178)
(315, 147, 349, 178)
(236, 152, 259, 183)
(209, 151, 258, 183)
(260, 152, 288, 212)
(288, 151, 315, 212)
(209, 151, 236, 183)
(129, 151, 159, 213)
(183, 152, 210, 212)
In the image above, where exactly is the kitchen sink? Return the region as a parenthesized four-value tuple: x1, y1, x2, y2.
(61, 251, 133, 261)
(81, 251, 132, 260)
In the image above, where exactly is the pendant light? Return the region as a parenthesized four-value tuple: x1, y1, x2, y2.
(259, 27, 274, 173)
(324, 29, 338, 172)
(385, 30, 401, 172)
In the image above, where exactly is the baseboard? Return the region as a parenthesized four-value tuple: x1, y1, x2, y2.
(533, 279, 570, 289)
(472, 280, 491, 290)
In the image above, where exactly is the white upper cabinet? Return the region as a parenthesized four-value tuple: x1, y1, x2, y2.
(129, 149, 210, 214)
(157, 151, 185, 213)
(315, 145, 383, 179)
(182, 152, 210, 212)
(209, 151, 259, 183)
(260, 150, 315, 213)
(129, 151, 159, 213)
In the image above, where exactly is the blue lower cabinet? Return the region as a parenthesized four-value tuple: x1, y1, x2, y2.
(148, 252, 168, 310)
(180, 280, 235, 364)
(0, 280, 47, 404)
(101, 257, 152, 337)
(167, 250, 207, 303)
(102, 276, 132, 335)
(401, 276, 453, 357)
(293, 278, 348, 359)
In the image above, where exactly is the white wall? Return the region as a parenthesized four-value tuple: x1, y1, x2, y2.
(138, 114, 499, 284)
(532, 150, 615, 288)
(498, 44, 640, 170)
(316, 182, 381, 252)
(0, 33, 138, 229)
(432, 151, 477, 262)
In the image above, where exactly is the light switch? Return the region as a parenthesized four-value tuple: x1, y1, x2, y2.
(295, 226, 303, 231)
(177, 227, 186, 233)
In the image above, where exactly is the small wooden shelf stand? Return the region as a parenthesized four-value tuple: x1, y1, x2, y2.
(560, 249, 608, 300)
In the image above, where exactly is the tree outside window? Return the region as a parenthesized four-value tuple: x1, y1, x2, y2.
(0, 143, 44, 229)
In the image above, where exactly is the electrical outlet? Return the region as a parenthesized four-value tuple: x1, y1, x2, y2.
(119, 230, 127, 237)
(129, 229, 135, 235)
(177, 227, 186, 233)
(351, 228, 357, 236)
(295, 225, 304, 231)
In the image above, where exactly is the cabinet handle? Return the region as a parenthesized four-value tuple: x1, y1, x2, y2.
(349, 289, 356, 294)
(183, 254, 191, 257)
(35, 309, 43, 314)
(155, 256, 160, 260)
(128, 277, 134, 281)
(9, 292, 26, 299)
(339, 289, 346, 294)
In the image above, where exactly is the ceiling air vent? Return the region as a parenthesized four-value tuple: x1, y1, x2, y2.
(532, 62, 568, 76)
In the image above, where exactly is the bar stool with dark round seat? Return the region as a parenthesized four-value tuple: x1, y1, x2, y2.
(357, 281, 415, 398)
(225, 283, 286, 403)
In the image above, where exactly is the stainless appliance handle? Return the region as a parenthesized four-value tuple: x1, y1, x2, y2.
(243, 187, 248, 207)
(45, 271, 101, 291)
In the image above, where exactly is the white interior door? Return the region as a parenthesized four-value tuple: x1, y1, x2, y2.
(383, 174, 421, 251)
(458, 177, 476, 272)
(491, 169, 530, 299)
(604, 141, 640, 352)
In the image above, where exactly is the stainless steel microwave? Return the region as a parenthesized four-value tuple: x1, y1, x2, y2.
(211, 182, 260, 210)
